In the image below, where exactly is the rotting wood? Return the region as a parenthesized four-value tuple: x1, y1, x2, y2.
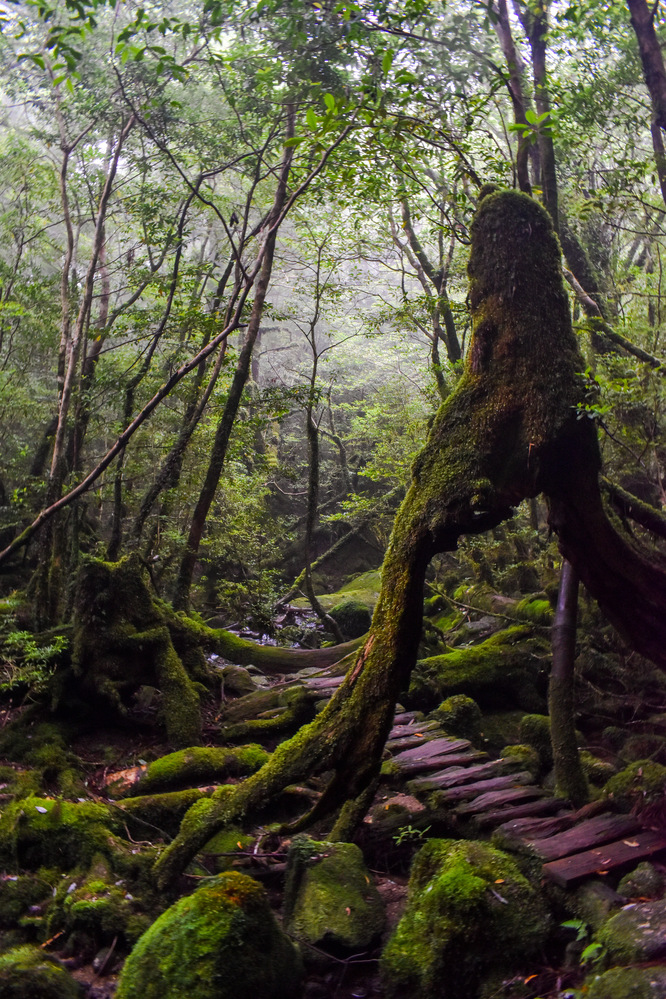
(457, 785, 549, 815)
(437, 771, 535, 803)
(473, 797, 568, 827)
(408, 758, 512, 791)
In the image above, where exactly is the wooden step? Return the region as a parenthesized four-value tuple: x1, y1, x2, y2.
(391, 737, 471, 766)
(542, 830, 666, 887)
(528, 814, 641, 862)
(388, 721, 440, 740)
(394, 751, 486, 777)
(474, 796, 568, 828)
(409, 759, 512, 791)
(437, 772, 535, 803)
(493, 811, 576, 842)
(457, 785, 548, 815)
(392, 711, 422, 725)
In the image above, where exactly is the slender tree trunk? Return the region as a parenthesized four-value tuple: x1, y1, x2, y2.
(172, 107, 296, 611)
(494, 0, 533, 193)
(627, 0, 666, 209)
(549, 559, 588, 806)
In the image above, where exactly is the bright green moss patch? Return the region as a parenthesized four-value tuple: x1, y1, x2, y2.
(0, 796, 122, 871)
(283, 836, 385, 950)
(513, 596, 553, 625)
(410, 626, 548, 711)
(115, 872, 302, 999)
(432, 695, 482, 742)
(0, 945, 81, 998)
(128, 744, 269, 796)
(381, 839, 549, 999)
(328, 599, 372, 639)
(603, 760, 666, 809)
(116, 787, 212, 836)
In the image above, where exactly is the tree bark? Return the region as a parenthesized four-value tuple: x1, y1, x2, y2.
(627, 0, 666, 208)
(549, 559, 588, 806)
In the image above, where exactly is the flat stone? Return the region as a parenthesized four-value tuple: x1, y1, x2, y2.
(584, 965, 666, 999)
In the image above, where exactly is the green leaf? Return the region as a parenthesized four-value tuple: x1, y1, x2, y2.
(525, 109, 538, 125)
(382, 48, 394, 75)
(306, 107, 318, 131)
(323, 92, 336, 112)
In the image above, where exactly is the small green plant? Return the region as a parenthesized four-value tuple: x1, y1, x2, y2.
(561, 918, 606, 968)
(393, 824, 431, 846)
(0, 627, 68, 694)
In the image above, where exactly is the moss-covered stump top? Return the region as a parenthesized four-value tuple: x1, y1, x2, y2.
(583, 965, 666, 999)
(283, 836, 385, 950)
(0, 945, 81, 999)
(381, 839, 549, 999)
(115, 872, 302, 999)
(597, 898, 666, 964)
(125, 744, 269, 797)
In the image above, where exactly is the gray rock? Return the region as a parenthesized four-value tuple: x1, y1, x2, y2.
(598, 898, 666, 963)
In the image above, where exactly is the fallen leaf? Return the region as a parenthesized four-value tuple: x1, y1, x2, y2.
(623, 839, 639, 847)
(495, 879, 505, 884)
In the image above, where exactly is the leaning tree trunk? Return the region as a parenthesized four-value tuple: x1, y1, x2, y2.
(155, 188, 666, 888)
(153, 188, 591, 886)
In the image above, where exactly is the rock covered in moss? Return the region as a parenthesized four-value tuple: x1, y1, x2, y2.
(567, 880, 624, 932)
(583, 965, 666, 999)
(579, 750, 616, 786)
(603, 760, 666, 810)
(432, 695, 482, 742)
(0, 796, 120, 871)
(127, 744, 269, 796)
(597, 898, 666, 964)
(618, 862, 665, 900)
(115, 872, 302, 999)
(283, 836, 385, 950)
(499, 743, 541, 778)
(328, 599, 372, 639)
(380, 839, 549, 999)
(410, 627, 548, 712)
(0, 945, 81, 998)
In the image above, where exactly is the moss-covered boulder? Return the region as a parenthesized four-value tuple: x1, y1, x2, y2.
(519, 713, 554, 768)
(380, 839, 549, 999)
(283, 836, 385, 951)
(0, 796, 121, 871)
(618, 862, 665, 900)
(328, 598, 372, 639)
(126, 744, 269, 796)
(603, 760, 666, 811)
(499, 744, 541, 778)
(115, 872, 302, 999)
(0, 945, 81, 998)
(597, 898, 666, 964)
(583, 965, 666, 999)
(432, 695, 483, 742)
(409, 627, 548, 712)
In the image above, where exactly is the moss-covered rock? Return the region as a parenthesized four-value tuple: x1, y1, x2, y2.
(597, 898, 666, 964)
(618, 862, 665, 900)
(513, 595, 553, 625)
(328, 599, 372, 640)
(116, 788, 212, 837)
(603, 760, 666, 811)
(45, 856, 140, 949)
(115, 872, 302, 999)
(583, 965, 666, 999)
(127, 744, 269, 796)
(0, 871, 55, 931)
(567, 879, 624, 932)
(283, 836, 385, 951)
(0, 796, 121, 871)
(410, 627, 548, 712)
(0, 945, 81, 998)
(579, 750, 616, 786)
(432, 695, 482, 742)
(380, 839, 549, 999)
(519, 714, 554, 768)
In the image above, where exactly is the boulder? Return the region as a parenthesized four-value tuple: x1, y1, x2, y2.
(283, 836, 385, 950)
(583, 965, 666, 999)
(381, 839, 549, 999)
(0, 945, 81, 999)
(115, 872, 302, 999)
(597, 899, 666, 964)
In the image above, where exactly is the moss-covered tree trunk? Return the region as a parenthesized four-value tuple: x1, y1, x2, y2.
(154, 188, 591, 887)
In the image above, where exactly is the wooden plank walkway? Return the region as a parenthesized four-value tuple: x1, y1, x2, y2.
(301, 672, 666, 887)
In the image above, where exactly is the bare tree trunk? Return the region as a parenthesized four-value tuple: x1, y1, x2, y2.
(493, 0, 533, 193)
(172, 107, 296, 611)
(549, 559, 588, 806)
(627, 0, 666, 208)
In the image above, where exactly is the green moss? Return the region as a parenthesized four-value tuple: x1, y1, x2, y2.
(499, 744, 541, 778)
(513, 596, 553, 625)
(381, 839, 549, 999)
(583, 966, 666, 999)
(432, 695, 482, 742)
(579, 750, 616, 786)
(0, 796, 124, 871)
(618, 862, 665, 899)
(46, 871, 135, 944)
(115, 872, 302, 999)
(0, 872, 55, 930)
(117, 788, 213, 837)
(128, 744, 269, 796)
(0, 945, 81, 998)
(519, 714, 553, 768)
(410, 627, 548, 712)
(283, 836, 385, 950)
(597, 899, 666, 964)
(603, 760, 666, 809)
(328, 599, 372, 640)
(202, 827, 254, 873)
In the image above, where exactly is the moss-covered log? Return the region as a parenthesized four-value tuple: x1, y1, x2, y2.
(153, 189, 593, 886)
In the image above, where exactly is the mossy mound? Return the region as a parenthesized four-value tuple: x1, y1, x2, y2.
(46, 860, 138, 948)
(0, 871, 56, 931)
(519, 714, 553, 768)
(0, 796, 121, 871)
(583, 966, 666, 999)
(603, 760, 666, 810)
(0, 945, 81, 998)
(409, 627, 548, 712)
(432, 695, 482, 742)
(328, 599, 372, 640)
(126, 744, 269, 797)
(597, 898, 666, 964)
(618, 862, 665, 899)
(115, 872, 302, 999)
(0, 724, 83, 798)
(283, 836, 385, 951)
(117, 788, 212, 837)
(499, 743, 541, 778)
(513, 595, 553, 625)
(380, 839, 549, 999)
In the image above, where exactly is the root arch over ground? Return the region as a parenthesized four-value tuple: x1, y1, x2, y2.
(154, 190, 666, 888)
